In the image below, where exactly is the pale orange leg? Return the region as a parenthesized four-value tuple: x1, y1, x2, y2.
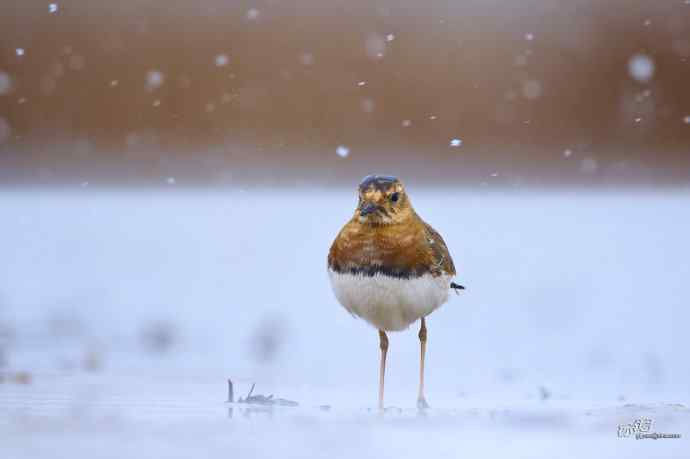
(378, 329, 388, 411)
(417, 317, 430, 409)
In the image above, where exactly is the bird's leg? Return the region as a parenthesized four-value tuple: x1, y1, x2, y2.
(417, 317, 430, 409)
(378, 329, 388, 411)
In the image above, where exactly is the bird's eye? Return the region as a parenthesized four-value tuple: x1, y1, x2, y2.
(390, 192, 399, 203)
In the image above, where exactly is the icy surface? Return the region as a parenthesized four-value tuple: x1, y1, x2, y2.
(1, 190, 689, 457)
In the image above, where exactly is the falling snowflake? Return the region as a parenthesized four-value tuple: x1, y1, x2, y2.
(49, 3, 58, 13)
(683, 115, 690, 124)
(16, 48, 25, 56)
(246, 8, 260, 20)
(357, 81, 366, 87)
(628, 54, 655, 83)
(386, 34, 395, 42)
(166, 177, 176, 185)
(336, 145, 350, 158)
(0, 72, 12, 95)
(449, 138, 462, 147)
(401, 119, 412, 127)
(146, 70, 164, 90)
(563, 149, 573, 158)
(524, 33, 534, 41)
(429, 115, 437, 120)
(215, 54, 229, 67)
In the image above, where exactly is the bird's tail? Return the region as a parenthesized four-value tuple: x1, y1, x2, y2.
(450, 282, 465, 294)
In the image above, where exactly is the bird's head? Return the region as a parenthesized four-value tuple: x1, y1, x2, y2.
(355, 175, 414, 226)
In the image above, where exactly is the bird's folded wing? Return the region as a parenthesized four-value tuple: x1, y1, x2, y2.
(422, 222, 456, 276)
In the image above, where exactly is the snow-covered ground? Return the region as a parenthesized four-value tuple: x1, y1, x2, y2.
(0, 189, 688, 457)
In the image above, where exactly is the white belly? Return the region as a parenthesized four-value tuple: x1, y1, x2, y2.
(328, 269, 451, 331)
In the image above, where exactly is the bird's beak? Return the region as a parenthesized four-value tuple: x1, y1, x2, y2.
(359, 202, 378, 217)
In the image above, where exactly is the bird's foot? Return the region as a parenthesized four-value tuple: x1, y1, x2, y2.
(416, 396, 430, 410)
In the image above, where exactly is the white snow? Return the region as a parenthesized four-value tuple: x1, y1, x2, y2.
(336, 145, 350, 158)
(145, 70, 164, 90)
(246, 8, 260, 20)
(15, 48, 25, 56)
(214, 54, 229, 67)
(1, 191, 689, 458)
(49, 3, 58, 13)
(628, 54, 655, 83)
(449, 138, 462, 147)
(0, 72, 11, 95)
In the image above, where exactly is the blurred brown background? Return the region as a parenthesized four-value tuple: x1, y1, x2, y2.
(1, 0, 689, 186)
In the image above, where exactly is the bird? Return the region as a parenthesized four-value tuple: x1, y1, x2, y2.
(327, 175, 464, 410)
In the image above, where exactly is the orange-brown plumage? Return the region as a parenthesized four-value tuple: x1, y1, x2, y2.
(328, 175, 455, 279)
(328, 213, 455, 278)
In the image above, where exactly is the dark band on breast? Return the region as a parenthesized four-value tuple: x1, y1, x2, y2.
(329, 261, 434, 279)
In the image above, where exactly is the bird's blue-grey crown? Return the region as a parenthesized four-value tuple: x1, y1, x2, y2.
(358, 174, 399, 192)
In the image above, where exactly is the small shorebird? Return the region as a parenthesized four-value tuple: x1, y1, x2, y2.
(328, 175, 464, 410)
